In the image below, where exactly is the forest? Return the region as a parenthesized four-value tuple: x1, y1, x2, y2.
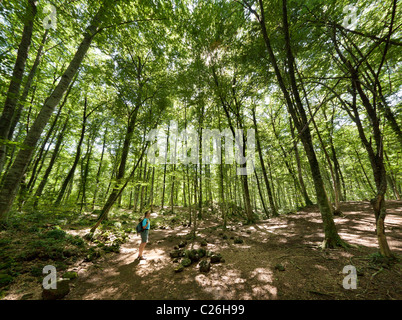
(0, 0, 401, 301)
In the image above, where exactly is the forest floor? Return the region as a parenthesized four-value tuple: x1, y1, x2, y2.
(2, 200, 402, 300)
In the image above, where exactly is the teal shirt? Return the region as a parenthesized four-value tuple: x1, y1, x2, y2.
(142, 218, 150, 230)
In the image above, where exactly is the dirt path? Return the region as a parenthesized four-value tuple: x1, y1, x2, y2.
(62, 201, 402, 300)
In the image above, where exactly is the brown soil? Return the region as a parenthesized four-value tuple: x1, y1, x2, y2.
(5, 200, 402, 300)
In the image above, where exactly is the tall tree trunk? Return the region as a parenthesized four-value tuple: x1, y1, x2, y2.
(0, 1, 109, 221)
(97, 105, 140, 220)
(249, 0, 344, 247)
(8, 30, 49, 146)
(0, 0, 37, 174)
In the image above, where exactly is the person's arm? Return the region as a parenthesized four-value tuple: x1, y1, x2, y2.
(142, 219, 149, 229)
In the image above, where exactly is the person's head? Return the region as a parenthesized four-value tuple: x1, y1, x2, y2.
(144, 210, 151, 218)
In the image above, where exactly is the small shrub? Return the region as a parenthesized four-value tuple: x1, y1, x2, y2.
(30, 266, 43, 277)
(0, 274, 14, 288)
(45, 229, 66, 240)
(67, 235, 85, 247)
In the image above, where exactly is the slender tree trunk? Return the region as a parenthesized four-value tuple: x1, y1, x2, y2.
(254, 167, 269, 219)
(161, 126, 169, 209)
(170, 163, 175, 214)
(92, 128, 107, 209)
(26, 106, 62, 192)
(198, 126, 203, 219)
(140, 160, 148, 213)
(149, 167, 155, 210)
(79, 130, 95, 212)
(55, 97, 88, 205)
(33, 115, 69, 208)
(252, 107, 277, 216)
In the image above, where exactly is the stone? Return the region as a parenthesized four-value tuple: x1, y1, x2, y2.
(199, 260, 211, 273)
(191, 253, 200, 262)
(197, 248, 206, 258)
(189, 249, 199, 262)
(169, 249, 183, 258)
(181, 258, 192, 267)
(274, 264, 285, 271)
(210, 254, 222, 263)
(178, 241, 187, 248)
(42, 280, 70, 300)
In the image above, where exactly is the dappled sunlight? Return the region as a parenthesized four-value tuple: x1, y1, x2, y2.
(249, 268, 277, 299)
(313, 264, 329, 272)
(59, 201, 402, 300)
(338, 232, 378, 248)
(194, 268, 247, 299)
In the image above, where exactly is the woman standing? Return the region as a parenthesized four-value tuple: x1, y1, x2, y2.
(137, 211, 151, 260)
